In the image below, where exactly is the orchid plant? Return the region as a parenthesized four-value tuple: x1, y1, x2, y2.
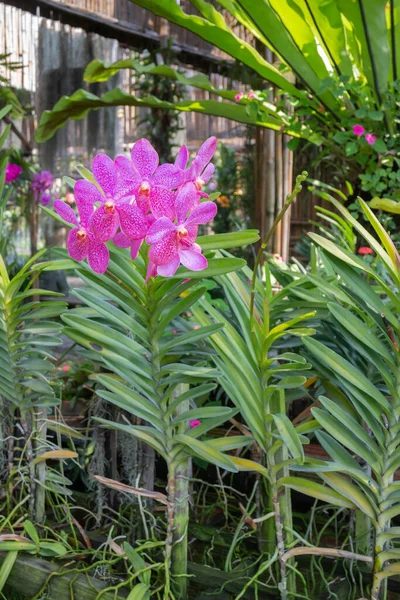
(44, 136, 259, 599)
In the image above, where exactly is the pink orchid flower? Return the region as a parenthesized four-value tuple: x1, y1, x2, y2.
(113, 213, 155, 260)
(353, 124, 365, 136)
(190, 419, 201, 429)
(365, 133, 377, 146)
(247, 90, 255, 99)
(115, 139, 183, 216)
(146, 182, 217, 277)
(54, 195, 109, 274)
(235, 92, 243, 103)
(180, 137, 217, 198)
(82, 154, 148, 244)
(5, 163, 22, 183)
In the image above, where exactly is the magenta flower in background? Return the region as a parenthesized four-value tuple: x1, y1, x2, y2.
(81, 154, 148, 244)
(146, 182, 217, 277)
(352, 124, 365, 137)
(190, 419, 201, 429)
(115, 138, 182, 215)
(235, 92, 243, 103)
(365, 133, 377, 146)
(5, 163, 22, 183)
(40, 192, 52, 207)
(54, 196, 109, 274)
(31, 170, 53, 193)
(248, 90, 255, 99)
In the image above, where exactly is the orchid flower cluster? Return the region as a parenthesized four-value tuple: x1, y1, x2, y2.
(54, 137, 217, 277)
(31, 170, 54, 206)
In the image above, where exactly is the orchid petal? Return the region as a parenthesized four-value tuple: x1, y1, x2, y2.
(117, 203, 148, 240)
(88, 239, 110, 274)
(146, 261, 157, 282)
(157, 255, 181, 277)
(153, 164, 183, 189)
(185, 201, 217, 226)
(67, 228, 89, 262)
(92, 154, 117, 196)
(113, 231, 131, 248)
(74, 180, 102, 227)
(175, 182, 197, 224)
(131, 138, 159, 180)
(130, 239, 143, 260)
(148, 231, 178, 266)
(174, 145, 189, 170)
(114, 155, 142, 185)
(197, 136, 217, 170)
(54, 200, 79, 226)
(146, 217, 176, 245)
(179, 249, 208, 271)
(89, 205, 119, 242)
(202, 163, 215, 183)
(150, 186, 176, 220)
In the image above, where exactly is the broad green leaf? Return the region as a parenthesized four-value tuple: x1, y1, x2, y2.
(124, 542, 150, 586)
(272, 414, 304, 463)
(197, 230, 260, 250)
(303, 337, 390, 411)
(126, 583, 150, 600)
(319, 472, 377, 520)
(174, 434, 238, 472)
(279, 477, 355, 508)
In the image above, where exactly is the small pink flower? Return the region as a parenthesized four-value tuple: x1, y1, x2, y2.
(65, 192, 75, 205)
(62, 365, 71, 372)
(365, 133, 377, 146)
(358, 246, 373, 255)
(190, 419, 201, 429)
(115, 139, 183, 214)
(5, 163, 22, 183)
(54, 195, 109, 274)
(176, 137, 217, 198)
(247, 90, 255, 99)
(146, 182, 217, 277)
(352, 124, 365, 136)
(235, 92, 243, 103)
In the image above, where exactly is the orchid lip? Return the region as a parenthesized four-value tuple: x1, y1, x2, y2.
(77, 229, 87, 240)
(139, 181, 151, 195)
(104, 200, 115, 213)
(195, 178, 205, 191)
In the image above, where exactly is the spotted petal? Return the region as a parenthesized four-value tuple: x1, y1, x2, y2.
(179, 248, 207, 271)
(117, 203, 148, 240)
(88, 238, 110, 274)
(114, 155, 142, 184)
(202, 162, 215, 183)
(89, 205, 119, 242)
(185, 201, 217, 226)
(157, 255, 181, 277)
(175, 182, 197, 224)
(150, 186, 176, 220)
(131, 138, 159, 180)
(67, 228, 89, 262)
(92, 154, 117, 197)
(113, 231, 131, 248)
(174, 145, 189, 170)
(74, 180, 102, 227)
(153, 164, 183, 189)
(54, 200, 79, 226)
(148, 231, 178, 266)
(197, 136, 217, 170)
(146, 217, 176, 245)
